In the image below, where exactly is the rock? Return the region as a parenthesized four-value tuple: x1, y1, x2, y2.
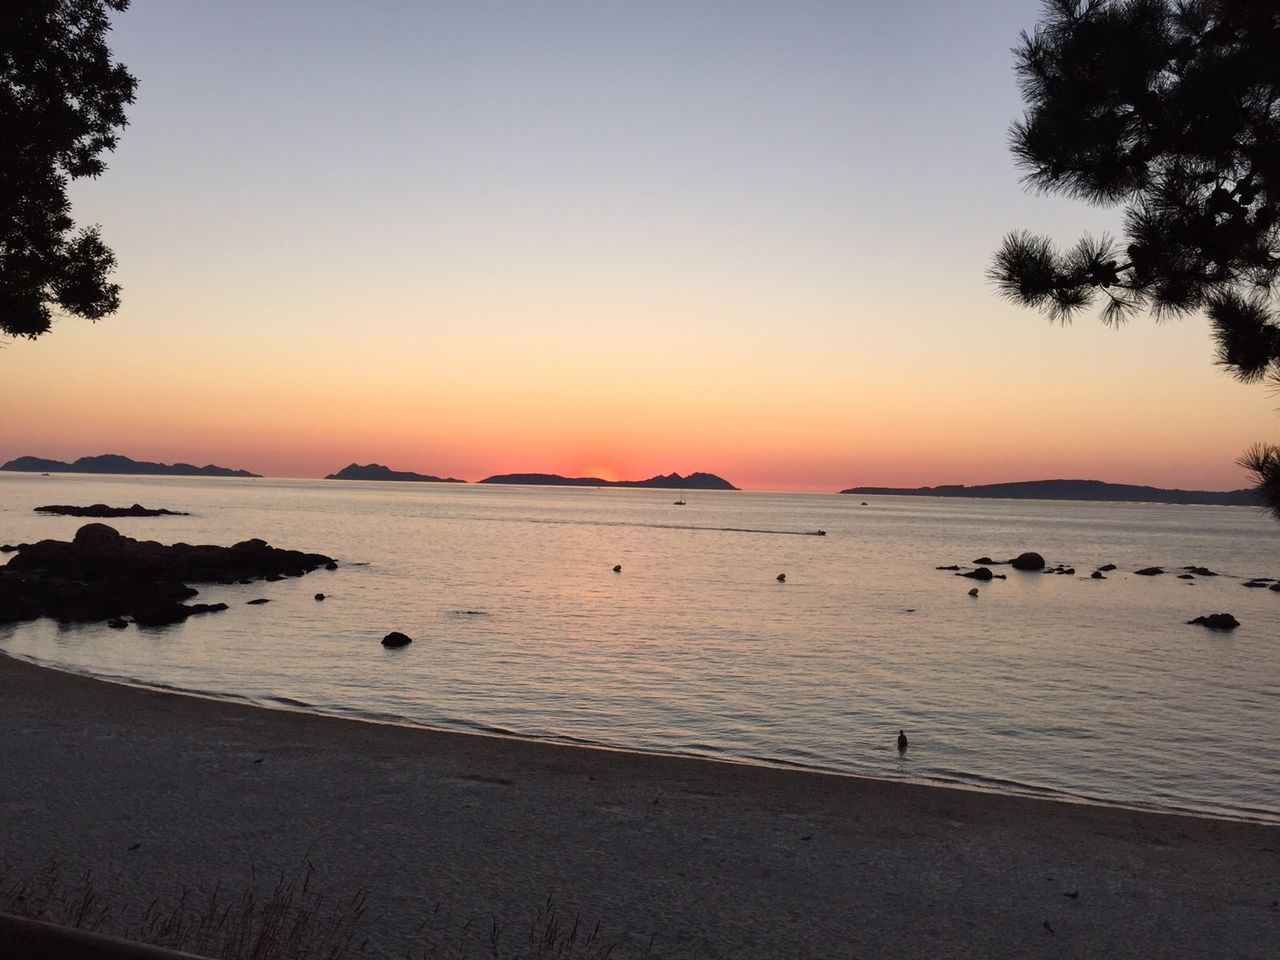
(776, 573, 786, 582)
(1271, 583, 1280, 592)
(1243, 580, 1270, 588)
(246, 598, 271, 605)
(1091, 571, 1105, 579)
(1177, 573, 1195, 580)
(1135, 567, 1164, 576)
(612, 564, 622, 573)
(1097, 563, 1117, 572)
(1183, 566, 1218, 576)
(0, 525, 335, 627)
(314, 593, 325, 601)
(324, 561, 338, 570)
(106, 618, 129, 629)
(382, 631, 413, 648)
(1, 544, 20, 553)
(960, 567, 994, 581)
(264, 574, 286, 582)
(1187, 613, 1240, 630)
(935, 565, 961, 571)
(1010, 552, 1045, 571)
(968, 587, 979, 597)
(972, 557, 996, 565)
(35, 503, 189, 518)
(73, 523, 126, 551)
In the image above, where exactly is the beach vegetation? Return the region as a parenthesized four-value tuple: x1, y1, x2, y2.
(0, 0, 137, 340)
(989, 0, 1280, 518)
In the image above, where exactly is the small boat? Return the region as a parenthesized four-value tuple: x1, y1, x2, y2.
(673, 486, 686, 506)
(816, 530, 826, 536)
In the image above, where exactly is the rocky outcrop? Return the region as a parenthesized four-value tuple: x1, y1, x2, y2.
(382, 632, 413, 648)
(2, 454, 259, 478)
(1135, 567, 1164, 576)
(1187, 613, 1240, 630)
(0, 524, 335, 627)
(35, 503, 189, 518)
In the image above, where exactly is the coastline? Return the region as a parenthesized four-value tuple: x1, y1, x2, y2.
(3, 653, 1276, 958)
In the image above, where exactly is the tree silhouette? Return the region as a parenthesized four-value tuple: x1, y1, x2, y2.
(1, 0, 137, 340)
(989, 0, 1280, 518)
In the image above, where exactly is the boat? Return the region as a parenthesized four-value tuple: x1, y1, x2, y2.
(673, 486, 686, 506)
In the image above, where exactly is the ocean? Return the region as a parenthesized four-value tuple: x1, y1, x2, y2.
(2, 472, 1277, 823)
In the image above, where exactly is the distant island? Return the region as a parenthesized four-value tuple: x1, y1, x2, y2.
(479, 471, 738, 490)
(840, 478, 1261, 507)
(2, 454, 260, 479)
(324, 463, 466, 483)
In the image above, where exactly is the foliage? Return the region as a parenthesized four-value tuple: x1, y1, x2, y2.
(989, 0, 1280, 513)
(0, 0, 136, 339)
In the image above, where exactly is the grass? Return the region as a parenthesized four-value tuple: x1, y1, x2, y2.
(0, 862, 635, 959)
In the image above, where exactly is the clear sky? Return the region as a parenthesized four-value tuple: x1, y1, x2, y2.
(4, 0, 1275, 491)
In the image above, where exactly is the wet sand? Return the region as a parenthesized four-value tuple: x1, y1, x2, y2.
(1, 653, 1276, 958)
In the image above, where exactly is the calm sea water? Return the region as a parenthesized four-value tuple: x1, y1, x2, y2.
(2, 473, 1278, 822)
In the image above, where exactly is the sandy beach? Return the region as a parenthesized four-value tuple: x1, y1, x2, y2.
(1, 653, 1276, 959)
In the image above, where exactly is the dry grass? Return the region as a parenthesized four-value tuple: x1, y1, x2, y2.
(0, 862, 634, 959)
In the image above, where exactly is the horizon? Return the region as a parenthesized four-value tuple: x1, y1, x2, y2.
(0, 451, 1261, 494)
(4, 0, 1276, 493)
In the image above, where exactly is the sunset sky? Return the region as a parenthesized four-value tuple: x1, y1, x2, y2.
(4, 0, 1276, 492)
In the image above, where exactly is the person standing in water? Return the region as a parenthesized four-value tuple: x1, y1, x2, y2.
(897, 729, 908, 752)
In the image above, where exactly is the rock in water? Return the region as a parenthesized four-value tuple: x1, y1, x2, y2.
(1009, 552, 1045, 571)
(1135, 567, 1164, 576)
(959, 567, 994, 581)
(382, 631, 413, 648)
(1187, 613, 1240, 630)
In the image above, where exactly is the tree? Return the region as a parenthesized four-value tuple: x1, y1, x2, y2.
(989, 0, 1280, 518)
(1, 0, 137, 340)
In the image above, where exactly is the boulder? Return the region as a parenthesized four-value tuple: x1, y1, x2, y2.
(1097, 563, 1117, 572)
(1271, 583, 1280, 592)
(382, 631, 413, 648)
(1177, 574, 1195, 580)
(1243, 580, 1270, 588)
(1010, 552, 1045, 571)
(935, 565, 962, 571)
(314, 593, 326, 601)
(246, 598, 271, 605)
(1091, 571, 1105, 579)
(1183, 566, 1218, 576)
(959, 567, 995, 581)
(73, 523, 125, 551)
(1135, 567, 1164, 576)
(1187, 613, 1240, 630)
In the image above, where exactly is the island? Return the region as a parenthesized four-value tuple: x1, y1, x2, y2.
(479, 471, 738, 490)
(323, 463, 467, 483)
(2, 454, 260, 478)
(840, 478, 1261, 507)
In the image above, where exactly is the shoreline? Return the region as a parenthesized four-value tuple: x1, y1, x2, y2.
(5, 649, 1273, 829)
(3, 652, 1277, 959)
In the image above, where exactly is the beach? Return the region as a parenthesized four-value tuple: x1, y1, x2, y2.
(1, 654, 1276, 959)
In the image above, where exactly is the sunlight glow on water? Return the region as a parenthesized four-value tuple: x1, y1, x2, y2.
(2, 474, 1278, 822)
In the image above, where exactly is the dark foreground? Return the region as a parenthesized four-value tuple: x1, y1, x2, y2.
(0, 655, 1275, 959)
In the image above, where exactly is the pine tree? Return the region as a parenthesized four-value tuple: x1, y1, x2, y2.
(990, 0, 1280, 517)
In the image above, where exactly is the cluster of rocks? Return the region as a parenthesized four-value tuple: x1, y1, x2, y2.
(0, 523, 336, 627)
(34, 503, 189, 518)
(932, 550, 1273, 630)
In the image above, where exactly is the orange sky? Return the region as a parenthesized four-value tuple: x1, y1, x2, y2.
(2, 1, 1275, 493)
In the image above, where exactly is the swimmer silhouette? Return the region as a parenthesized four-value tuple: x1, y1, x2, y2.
(897, 729, 908, 752)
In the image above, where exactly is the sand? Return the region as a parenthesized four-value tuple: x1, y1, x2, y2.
(1, 653, 1276, 959)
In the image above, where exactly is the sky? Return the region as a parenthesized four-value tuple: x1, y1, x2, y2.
(4, 0, 1277, 491)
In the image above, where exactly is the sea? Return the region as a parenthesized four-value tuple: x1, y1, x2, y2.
(2, 473, 1277, 823)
